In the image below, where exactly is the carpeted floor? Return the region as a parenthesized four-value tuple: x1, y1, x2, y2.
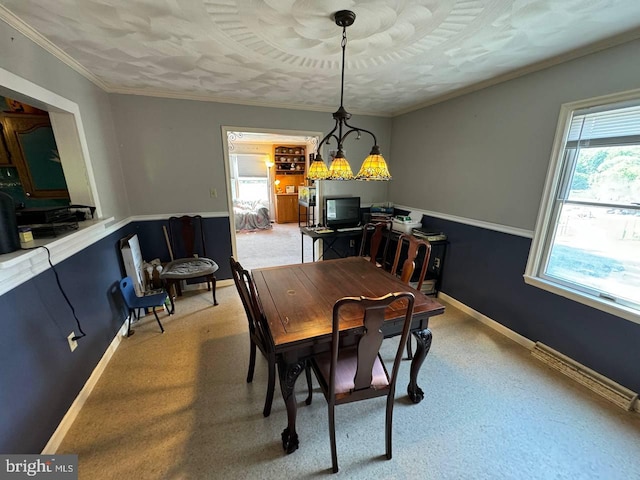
(56, 285, 640, 479)
(235, 222, 314, 271)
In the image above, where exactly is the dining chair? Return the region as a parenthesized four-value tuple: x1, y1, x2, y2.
(390, 233, 431, 291)
(390, 234, 431, 359)
(310, 292, 416, 473)
(119, 276, 169, 337)
(160, 215, 219, 313)
(358, 222, 388, 267)
(230, 256, 312, 417)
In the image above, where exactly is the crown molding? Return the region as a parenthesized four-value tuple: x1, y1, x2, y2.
(0, 5, 110, 91)
(107, 85, 392, 117)
(392, 28, 640, 116)
(0, 5, 391, 117)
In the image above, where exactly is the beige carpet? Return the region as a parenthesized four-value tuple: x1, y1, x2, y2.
(56, 286, 640, 479)
(235, 222, 314, 271)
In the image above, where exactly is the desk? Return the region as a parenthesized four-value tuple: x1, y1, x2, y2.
(252, 257, 445, 453)
(299, 226, 362, 262)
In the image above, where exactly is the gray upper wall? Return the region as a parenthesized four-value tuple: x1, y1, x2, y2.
(389, 39, 640, 231)
(108, 94, 392, 215)
(0, 20, 129, 219)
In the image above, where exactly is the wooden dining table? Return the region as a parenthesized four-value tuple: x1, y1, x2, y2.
(252, 256, 445, 454)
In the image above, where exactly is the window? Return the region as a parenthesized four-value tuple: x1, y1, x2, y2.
(525, 91, 640, 324)
(230, 154, 268, 202)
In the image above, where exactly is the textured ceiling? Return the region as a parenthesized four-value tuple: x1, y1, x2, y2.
(1, 0, 640, 116)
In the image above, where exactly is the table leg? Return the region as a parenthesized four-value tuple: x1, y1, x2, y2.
(407, 328, 433, 403)
(278, 357, 306, 454)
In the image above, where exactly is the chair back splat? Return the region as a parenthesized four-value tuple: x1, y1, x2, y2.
(160, 215, 219, 313)
(230, 256, 312, 417)
(311, 292, 416, 473)
(390, 233, 431, 291)
(359, 222, 388, 266)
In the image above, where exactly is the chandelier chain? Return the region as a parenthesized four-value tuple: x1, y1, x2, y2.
(340, 26, 347, 108)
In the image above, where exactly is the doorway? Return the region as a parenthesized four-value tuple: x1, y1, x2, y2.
(222, 128, 319, 270)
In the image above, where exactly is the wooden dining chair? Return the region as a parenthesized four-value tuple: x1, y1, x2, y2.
(230, 256, 312, 417)
(390, 233, 431, 291)
(390, 234, 431, 359)
(160, 215, 219, 313)
(358, 222, 388, 266)
(310, 292, 416, 473)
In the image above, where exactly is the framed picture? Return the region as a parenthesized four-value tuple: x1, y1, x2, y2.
(285, 185, 295, 194)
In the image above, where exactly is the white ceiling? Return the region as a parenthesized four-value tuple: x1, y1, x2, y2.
(1, 0, 640, 117)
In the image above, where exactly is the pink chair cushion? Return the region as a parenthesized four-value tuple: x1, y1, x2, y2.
(315, 347, 389, 395)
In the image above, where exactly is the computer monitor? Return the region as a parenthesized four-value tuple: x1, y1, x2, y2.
(324, 196, 361, 229)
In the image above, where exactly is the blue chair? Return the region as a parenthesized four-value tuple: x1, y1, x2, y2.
(119, 276, 169, 336)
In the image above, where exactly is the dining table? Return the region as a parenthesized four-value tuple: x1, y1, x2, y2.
(252, 256, 445, 454)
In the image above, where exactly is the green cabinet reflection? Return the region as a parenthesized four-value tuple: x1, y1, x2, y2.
(0, 113, 69, 199)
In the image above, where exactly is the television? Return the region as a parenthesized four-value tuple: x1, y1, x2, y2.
(324, 196, 361, 229)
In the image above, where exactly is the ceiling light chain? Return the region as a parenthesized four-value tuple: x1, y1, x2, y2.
(307, 10, 392, 182)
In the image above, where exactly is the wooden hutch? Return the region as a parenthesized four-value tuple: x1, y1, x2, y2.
(273, 144, 306, 223)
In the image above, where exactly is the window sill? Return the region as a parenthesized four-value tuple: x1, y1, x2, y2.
(523, 274, 640, 325)
(0, 217, 115, 296)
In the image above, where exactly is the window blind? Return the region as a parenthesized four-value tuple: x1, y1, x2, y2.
(568, 103, 640, 142)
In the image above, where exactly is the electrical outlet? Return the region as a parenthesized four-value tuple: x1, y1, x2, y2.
(67, 331, 78, 352)
(434, 258, 441, 269)
(210, 188, 217, 198)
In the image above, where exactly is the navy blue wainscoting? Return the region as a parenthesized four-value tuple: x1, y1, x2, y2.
(0, 225, 137, 453)
(132, 217, 233, 280)
(421, 215, 640, 393)
(0, 216, 234, 453)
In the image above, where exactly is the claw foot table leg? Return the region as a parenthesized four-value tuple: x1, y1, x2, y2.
(278, 358, 305, 453)
(407, 328, 433, 403)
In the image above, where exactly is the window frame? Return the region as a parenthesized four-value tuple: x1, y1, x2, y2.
(524, 88, 640, 325)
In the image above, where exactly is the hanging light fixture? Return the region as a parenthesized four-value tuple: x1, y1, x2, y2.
(306, 153, 330, 180)
(307, 10, 392, 182)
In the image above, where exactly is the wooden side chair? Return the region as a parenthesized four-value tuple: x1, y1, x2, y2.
(390, 233, 431, 291)
(230, 256, 312, 417)
(160, 215, 219, 313)
(358, 222, 388, 267)
(119, 276, 169, 337)
(311, 292, 416, 473)
(390, 234, 431, 359)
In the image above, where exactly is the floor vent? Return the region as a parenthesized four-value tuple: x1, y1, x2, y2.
(531, 342, 638, 411)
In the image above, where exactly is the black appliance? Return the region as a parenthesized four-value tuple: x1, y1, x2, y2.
(15, 206, 78, 238)
(0, 191, 20, 254)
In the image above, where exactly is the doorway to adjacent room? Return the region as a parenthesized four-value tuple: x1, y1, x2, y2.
(222, 128, 319, 270)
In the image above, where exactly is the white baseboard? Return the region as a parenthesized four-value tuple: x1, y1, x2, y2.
(43, 279, 233, 453)
(437, 292, 535, 349)
(42, 325, 125, 454)
(438, 292, 638, 412)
